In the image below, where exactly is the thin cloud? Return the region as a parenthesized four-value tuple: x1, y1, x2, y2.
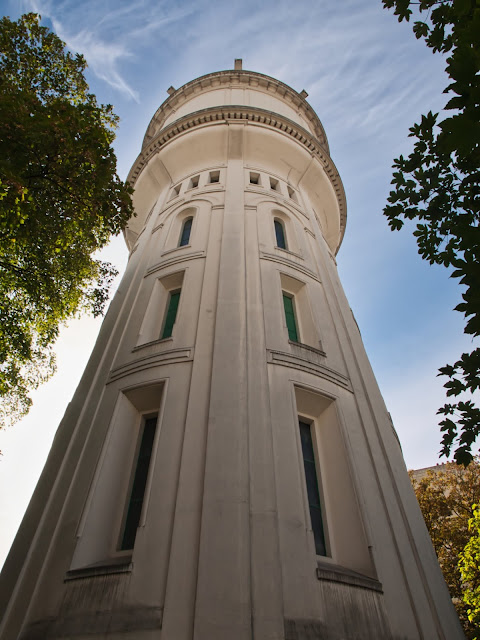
(21, 0, 191, 102)
(56, 26, 140, 102)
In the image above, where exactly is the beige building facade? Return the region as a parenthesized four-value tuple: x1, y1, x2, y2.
(0, 63, 464, 639)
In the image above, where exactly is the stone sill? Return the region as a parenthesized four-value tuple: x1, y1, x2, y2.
(65, 556, 133, 582)
(316, 559, 383, 593)
(132, 336, 173, 352)
(288, 340, 326, 358)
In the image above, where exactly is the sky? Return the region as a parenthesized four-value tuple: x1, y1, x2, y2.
(0, 0, 478, 568)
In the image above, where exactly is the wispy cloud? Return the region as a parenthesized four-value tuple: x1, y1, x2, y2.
(21, 0, 193, 102)
(57, 27, 139, 101)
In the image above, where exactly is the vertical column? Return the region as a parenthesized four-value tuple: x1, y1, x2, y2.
(194, 124, 251, 640)
(245, 205, 285, 639)
(160, 207, 223, 640)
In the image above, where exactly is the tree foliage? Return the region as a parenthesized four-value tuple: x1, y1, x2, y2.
(0, 14, 133, 426)
(410, 460, 480, 637)
(459, 504, 480, 637)
(382, 0, 480, 464)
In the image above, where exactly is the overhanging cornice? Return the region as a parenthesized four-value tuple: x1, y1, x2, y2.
(142, 69, 329, 152)
(128, 105, 346, 250)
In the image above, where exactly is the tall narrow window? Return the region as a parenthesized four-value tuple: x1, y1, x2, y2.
(274, 218, 287, 250)
(179, 217, 193, 247)
(121, 415, 158, 550)
(299, 419, 327, 556)
(161, 289, 181, 339)
(283, 293, 299, 342)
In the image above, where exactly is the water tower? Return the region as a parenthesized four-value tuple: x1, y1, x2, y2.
(0, 62, 463, 640)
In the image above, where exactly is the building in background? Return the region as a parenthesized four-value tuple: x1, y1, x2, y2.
(0, 62, 464, 640)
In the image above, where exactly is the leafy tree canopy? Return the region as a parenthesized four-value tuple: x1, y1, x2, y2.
(410, 460, 480, 637)
(382, 0, 480, 464)
(459, 504, 480, 637)
(0, 13, 133, 427)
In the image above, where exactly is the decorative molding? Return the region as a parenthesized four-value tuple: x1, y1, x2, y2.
(246, 185, 309, 220)
(146, 251, 205, 276)
(161, 196, 186, 212)
(274, 246, 303, 261)
(268, 347, 352, 391)
(260, 251, 320, 282)
(127, 106, 346, 243)
(65, 560, 133, 581)
(160, 243, 191, 257)
(152, 222, 164, 234)
(316, 560, 383, 593)
(143, 70, 328, 150)
(304, 227, 316, 239)
(109, 348, 193, 383)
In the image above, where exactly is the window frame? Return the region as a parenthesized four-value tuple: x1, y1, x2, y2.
(189, 175, 200, 189)
(287, 185, 298, 202)
(209, 170, 220, 184)
(160, 288, 181, 339)
(270, 177, 280, 191)
(298, 417, 328, 557)
(283, 291, 299, 342)
(178, 216, 193, 247)
(169, 183, 181, 200)
(274, 217, 288, 250)
(120, 413, 159, 551)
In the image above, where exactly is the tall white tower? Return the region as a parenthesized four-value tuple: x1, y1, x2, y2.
(0, 63, 464, 640)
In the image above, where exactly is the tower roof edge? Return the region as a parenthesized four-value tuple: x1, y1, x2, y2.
(142, 69, 329, 153)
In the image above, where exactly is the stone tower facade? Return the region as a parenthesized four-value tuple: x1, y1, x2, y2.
(0, 63, 464, 640)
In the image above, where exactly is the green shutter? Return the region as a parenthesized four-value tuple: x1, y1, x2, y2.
(283, 293, 298, 342)
(161, 290, 181, 339)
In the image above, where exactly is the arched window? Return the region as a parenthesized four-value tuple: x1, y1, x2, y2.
(179, 216, 193, 247)
(274, 218, 287, 250)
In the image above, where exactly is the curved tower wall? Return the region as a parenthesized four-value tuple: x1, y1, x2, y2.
(0, 67, 463, 640)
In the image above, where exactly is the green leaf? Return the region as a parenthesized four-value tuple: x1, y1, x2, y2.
(0, 13, 134, 426)
(413, 21, 429, 39)
(383, 0, 480, 469)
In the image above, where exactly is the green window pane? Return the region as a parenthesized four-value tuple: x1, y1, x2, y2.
(299, 420, 327, 556)
(121, 416, 158, 550)
(283, 293, 298, 342)
(161, 290, 181, 339)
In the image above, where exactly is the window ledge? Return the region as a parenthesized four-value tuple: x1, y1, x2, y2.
(316, 560, 382, 593)
(161, 244, 191, 257)
(133, 337, 173, 352)
(65, 557, 133, 582)
(289, 340, 326, 358)
(275, 246, 303, 260)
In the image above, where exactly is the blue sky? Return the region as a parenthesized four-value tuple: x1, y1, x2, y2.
(0, 0, 477, 566)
